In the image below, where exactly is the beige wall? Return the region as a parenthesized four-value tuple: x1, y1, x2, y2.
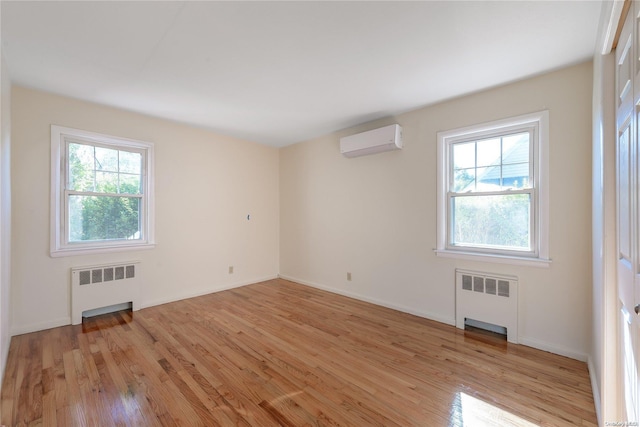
(10, 86, 280, 334)
(8, 61, 593, 360)
(280, 61, 594, 360)
(0, 45, 11, 381)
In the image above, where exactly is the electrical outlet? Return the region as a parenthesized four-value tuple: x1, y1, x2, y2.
(229, 266, 234, 274)
(347, 272, 352, 281)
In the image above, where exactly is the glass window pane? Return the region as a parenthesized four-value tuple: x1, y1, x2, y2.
(453, 142, 475, 169)
(68, 195, 141, 242)
(68, 195, 84, 242)
(95, 171, 118, 193)
(451, 194, 531, 250)
(502, 163, 530, 189)
(476, 166, 501, 191)
(95, 146, 118, 172)
(454, 168, 475, 192)
(119, 174, 141, 194)
(68, 143, 95, 191)
(476, 138, 501, 167)
(502, 133, 529, 164)
(119, 150, 142, 174)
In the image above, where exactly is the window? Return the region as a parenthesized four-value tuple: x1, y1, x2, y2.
(436, 111, 549, 266)
(51, 126, 155, 256)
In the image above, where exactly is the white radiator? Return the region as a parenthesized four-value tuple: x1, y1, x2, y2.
(455, 269, 518, 343)
(71, 261, 141, 325)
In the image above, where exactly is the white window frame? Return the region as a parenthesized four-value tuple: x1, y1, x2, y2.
(50, 125, 155, 257)
(436, 111, 550, 267)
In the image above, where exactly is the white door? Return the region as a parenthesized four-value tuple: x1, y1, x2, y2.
(617, 4, 639, 422)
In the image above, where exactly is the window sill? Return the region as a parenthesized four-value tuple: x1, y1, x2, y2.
(50, 243, 155, 258)
(434, 249, 551, 268)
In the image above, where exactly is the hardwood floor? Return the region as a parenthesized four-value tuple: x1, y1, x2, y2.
(1, 278, 597, 426)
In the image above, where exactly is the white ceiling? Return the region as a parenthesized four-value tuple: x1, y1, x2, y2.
(2, 1, 603, 147)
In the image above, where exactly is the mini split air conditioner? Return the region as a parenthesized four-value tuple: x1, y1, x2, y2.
(340, 124, 403, 158)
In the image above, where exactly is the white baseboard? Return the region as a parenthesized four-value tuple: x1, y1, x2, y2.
(11, 316, 71, 336)
(141, 275, 279, 309)
(278, 274, 456, 326)
(10, 274, 590, 366)
(587, 356, 602, 427)
(280, 275, 591, 362)
(1, 334, 9, 378)
(10, 275, 279, 336)
(518, 335, 588, 362)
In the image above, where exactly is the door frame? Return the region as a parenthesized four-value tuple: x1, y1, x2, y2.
(594, 0, 629, 424)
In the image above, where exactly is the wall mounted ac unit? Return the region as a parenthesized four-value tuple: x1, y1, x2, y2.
(340, 124, 403, 158)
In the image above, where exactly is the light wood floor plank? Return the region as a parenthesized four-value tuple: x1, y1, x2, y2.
(1, 279, 597, 426)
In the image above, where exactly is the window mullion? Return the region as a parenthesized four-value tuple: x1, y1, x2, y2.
(92, 145, 97, 193)
(449, 188, 532, 198)
(62, 142, 70, 245)
(530, 182, 538, 253)
(117, 150, 121, 194)
(67, 190, 142, 198)
(63, 188, 70, 245)
(448, 142, 454, 192)
(499, 136, 504, 188)
(474, 141, 478, 191)
(530, 128, 536, 184)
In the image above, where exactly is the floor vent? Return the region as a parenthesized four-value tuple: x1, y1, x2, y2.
(455, 269, 518, 343)
(71, 261, 141, 325)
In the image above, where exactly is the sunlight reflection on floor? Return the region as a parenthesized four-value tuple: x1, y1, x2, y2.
(449, 392, 539, 427)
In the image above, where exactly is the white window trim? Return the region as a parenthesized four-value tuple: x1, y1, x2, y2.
(50, 125, 155, 257)
(435, 111, 550, 267)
